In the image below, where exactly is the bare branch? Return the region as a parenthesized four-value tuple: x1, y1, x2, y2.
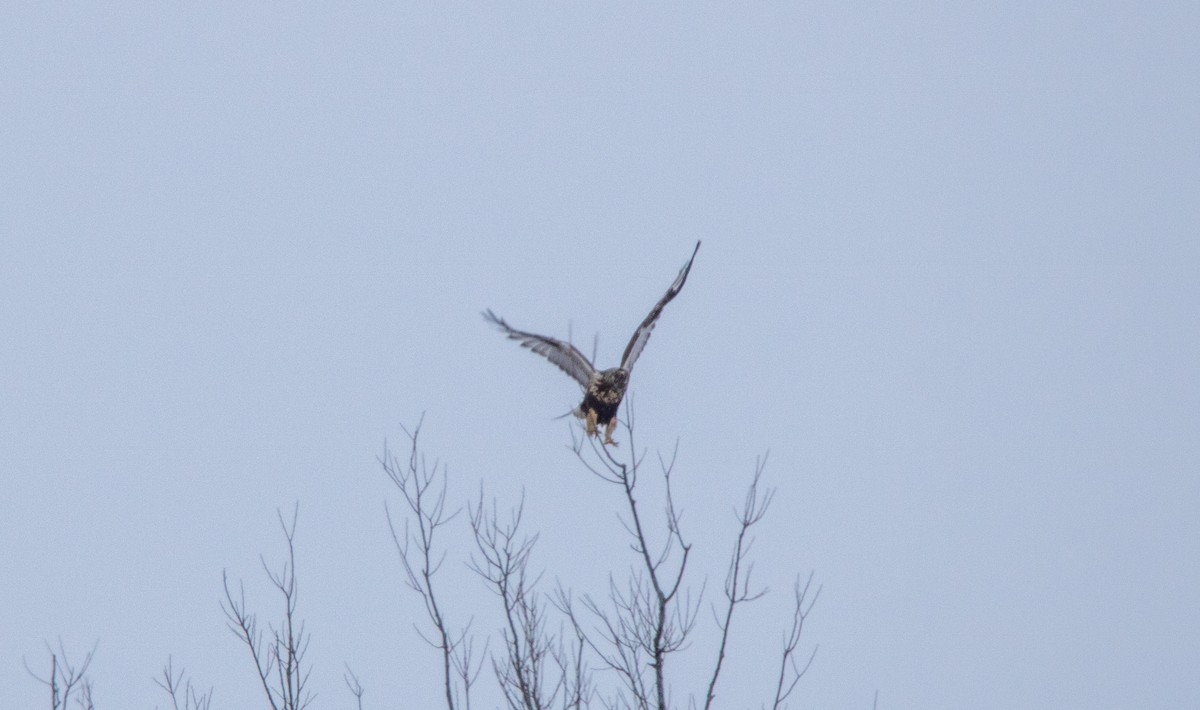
(154, 656, 213, 710)
(470, 487, 587, 710)
(221, 503, 313, 710)
(566, 402, 699, 710)
(451, 632, 488, 710)
(381, 417, 469, 710)
(77, 679, 95, 710)
(343, 664, 364, 710)
(772, 573, 821, 709)
(25, 640, 97, 710)
(702, 455, 774, 710)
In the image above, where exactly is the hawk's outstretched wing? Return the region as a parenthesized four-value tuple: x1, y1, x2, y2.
(483, 309, 597, 388)
(619, 241, 701, 374)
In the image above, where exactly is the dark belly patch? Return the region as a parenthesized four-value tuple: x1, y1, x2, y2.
(582, 393, 620, 425)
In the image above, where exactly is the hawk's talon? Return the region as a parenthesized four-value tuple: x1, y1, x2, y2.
(603, 417, 619, 446)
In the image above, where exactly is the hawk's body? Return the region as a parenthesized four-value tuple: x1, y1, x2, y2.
(485, 242, 700, 445)
(579, 368, 629, 441)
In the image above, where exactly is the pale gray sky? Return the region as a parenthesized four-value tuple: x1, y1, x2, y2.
(3, 3, 1198, 708)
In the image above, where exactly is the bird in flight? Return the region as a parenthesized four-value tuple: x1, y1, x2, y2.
(484, 241, 700, 446)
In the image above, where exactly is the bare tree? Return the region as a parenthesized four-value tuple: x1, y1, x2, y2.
(24, 640, 97, 710)
(24, 406, 816, 710)
(382, 405, 817, 710)
(221, 503, 314, 710)
(381, 417, 481, 710)
(564, 407, 819, 709)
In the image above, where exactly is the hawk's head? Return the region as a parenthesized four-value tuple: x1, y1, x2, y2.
(590, 368, 630, 404)
(601, 368, 630, 391)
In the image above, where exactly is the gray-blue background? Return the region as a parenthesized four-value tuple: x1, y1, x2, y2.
(3, 3, 1197, 708)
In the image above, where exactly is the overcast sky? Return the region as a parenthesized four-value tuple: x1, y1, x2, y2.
(3, 3, 1198, 709)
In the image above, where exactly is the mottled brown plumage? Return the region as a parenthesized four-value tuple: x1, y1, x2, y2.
(484, 242, 700, 445)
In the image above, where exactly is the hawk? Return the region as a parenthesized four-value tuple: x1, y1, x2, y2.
(484, 241, 700, 446)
